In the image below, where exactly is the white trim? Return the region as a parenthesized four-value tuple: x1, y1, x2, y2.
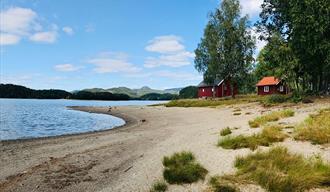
(279, 85, 284, 92)
(264, 86, 269, 92)
(217, 79, 224, 86)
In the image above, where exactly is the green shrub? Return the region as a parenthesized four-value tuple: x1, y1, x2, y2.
(295, 108, 330, 144)
(208, 176, 239, 192)
(218, 125, 286, 150)
(248, 109, 295, 128)
(220, 127, 232, 136)
(162, 151, 208, 184)
(234, 147, 330, 192)
(264, 94, 289, 105)
(150, 180, 168, 192)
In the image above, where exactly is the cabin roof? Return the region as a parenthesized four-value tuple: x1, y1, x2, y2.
(198, 78, 224, 87)
(256, 76, 281, 86)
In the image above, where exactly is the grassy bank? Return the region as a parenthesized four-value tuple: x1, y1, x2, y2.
(248, 109, 294, 128)
(294, 108, 330, 144)
(218, 125, 287, 150)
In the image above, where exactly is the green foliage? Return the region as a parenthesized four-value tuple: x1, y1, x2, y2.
(0, 84, 72, 99)
(140, 93, 178, 100)
(218, 125, 286, 150)
(220, 127, 232, 136)
(162, 151, 208, 184)
(150, 180, 168, 192)
(71, 91, 130, 100)
(295, 108, 330, 144)
(179, 86, 198, 99)
(248, 110, 294, 128)
(262, 94, 290, 106)
(195, 0, 255, 97)
(208, 176, 239, 192)
(234, 147, 330, 192)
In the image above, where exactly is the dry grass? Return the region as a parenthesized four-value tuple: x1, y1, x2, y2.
(234, 147, 330, 192)
(248, 109, 295, 128)
(218, 125, 286, 150)
(150, 180, 168, 192)
(294, 108, 330, 144)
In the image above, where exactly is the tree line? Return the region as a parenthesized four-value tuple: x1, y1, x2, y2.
(195, 0, 330, 96)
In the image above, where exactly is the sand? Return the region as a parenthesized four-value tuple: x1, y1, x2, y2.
(0, 102, 329, 192)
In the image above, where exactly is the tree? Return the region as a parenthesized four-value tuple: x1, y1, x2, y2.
(257, 0, 330, 93)
(179, 86, 198, 99)
(195, 0, 255, 97)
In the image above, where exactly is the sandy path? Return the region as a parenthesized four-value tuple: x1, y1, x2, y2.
(0, 102, 329, 192)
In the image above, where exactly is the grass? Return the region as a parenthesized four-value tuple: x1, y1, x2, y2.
(162, 151, 208, 184)
(294, 108, 330, 144)
(218, 125, 287, 150)
(234, 147, 330, 192)
(248, 109, 295, 128)
(150, 180, 168, 192)
(262, 94, 290, 106)
(165, 94, 263, 107)
(233, 112, 241, 116)
(207, 176, 239, 192)
(220, 127, 232, 136)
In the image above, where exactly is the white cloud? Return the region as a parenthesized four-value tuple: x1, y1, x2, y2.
(62, 26, 74, 35)
(0, 33, 21, 45)
(87, 52, 141, 73)
(240, 0, 262, 18)
(144, 35, 194, 68)
(54, 64, 82, 72)
(249, 27, 267, 56)
(0, 7, 58, 45)
(145, 35, 184, 53)
(29, 31, 57, 43)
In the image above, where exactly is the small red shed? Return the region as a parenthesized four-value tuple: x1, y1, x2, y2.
(256, 76, 288, 95)
(198, 78, 238, 98)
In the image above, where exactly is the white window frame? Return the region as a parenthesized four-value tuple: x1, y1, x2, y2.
(264, 86, 269, 92)
(279, 85, 284, 92)
(202, 88, 205, 92)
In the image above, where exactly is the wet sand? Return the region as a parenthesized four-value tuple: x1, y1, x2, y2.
(0, 103, 329, 192)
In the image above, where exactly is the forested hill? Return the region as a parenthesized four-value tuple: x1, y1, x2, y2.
(0, 84, 72, 99)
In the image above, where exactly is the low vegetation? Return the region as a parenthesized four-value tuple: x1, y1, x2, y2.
(234, 147, 330, 192)
(207, 176, 239, 192)
(262, 94, 290, 106)
(150, 180, 168, 192)
(248, 109, 295, 128)
(220, 127, 232, 136)
(233, 112, 241, 116)
(294, 108, 330, 144)
(162, 151, 208, 184)
(218, 125, 286, 150)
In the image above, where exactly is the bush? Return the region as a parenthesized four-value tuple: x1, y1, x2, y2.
(150, 180, 167, 192)
(234, 147, 330, 192)
(264, 94, 288, 104)
(179, 86, 198, 99)
(218, 125, 286, 150)
(162, 151, 208, 184)
(294, 108, 330, 144)
(248, 109, 295, 128)
(220, 127, 232, 136)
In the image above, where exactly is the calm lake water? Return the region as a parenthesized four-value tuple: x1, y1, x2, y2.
(0, 99, 166, 140)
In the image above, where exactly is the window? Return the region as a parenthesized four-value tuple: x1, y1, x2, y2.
(202, 89, 205, 92)
(264, 86, 269, 92)
(279, 86, 284, 92)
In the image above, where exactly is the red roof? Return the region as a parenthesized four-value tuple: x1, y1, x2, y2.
(256, 76, 281, 86)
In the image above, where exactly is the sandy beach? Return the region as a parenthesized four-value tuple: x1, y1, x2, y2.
(1, 102, 329, 192)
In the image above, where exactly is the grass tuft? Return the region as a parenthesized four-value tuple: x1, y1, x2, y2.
(150, 180, 168, 192)
(208, 176, 239, 192)
(248, 109, 295, 128)
(220, 127, 232, 136)
(218, 125, 286, 150)
(234, 147, 330, 192)
(233, 112, 241, 116)
(162, 151, 208, 184)
(294, 108, 330, 144)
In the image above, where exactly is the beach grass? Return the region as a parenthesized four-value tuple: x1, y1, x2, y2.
(220, 127, 232, 136)
(150, 180, 168, 192)
(207, 176, 239, 192)
(218, 125, 286, 150)
(294, 108, 330, 144)
(162, 151, 208, 184)
(234, 147, 330, 192)
(248, 109, 295, 128)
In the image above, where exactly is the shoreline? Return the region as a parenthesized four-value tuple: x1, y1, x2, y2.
(1, 103, 329, 192)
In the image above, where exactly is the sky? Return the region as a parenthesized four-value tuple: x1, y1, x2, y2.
(0, 0, 265, 91)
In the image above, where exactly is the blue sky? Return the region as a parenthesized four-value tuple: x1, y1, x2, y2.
(0, 0, 264, 91)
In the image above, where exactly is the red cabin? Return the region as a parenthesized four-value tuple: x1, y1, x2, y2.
(256, 76, 288, 95)
(198, 78, 238, 98)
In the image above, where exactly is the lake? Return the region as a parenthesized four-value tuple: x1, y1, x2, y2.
(0, 99, 166, 140)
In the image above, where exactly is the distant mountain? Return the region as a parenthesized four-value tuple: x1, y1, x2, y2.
(82, 86, 182, 97)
